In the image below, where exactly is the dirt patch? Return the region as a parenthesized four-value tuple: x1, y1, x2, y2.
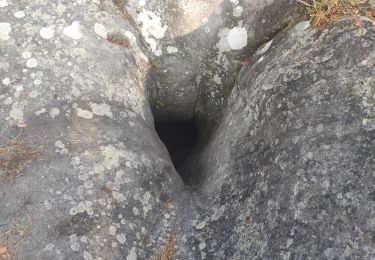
(0, 136, 43, 182)
(151, 230, 176, 260)
(298, 0, 375, 27)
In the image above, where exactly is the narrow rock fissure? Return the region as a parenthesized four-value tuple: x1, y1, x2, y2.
(154, 120, 198, 183)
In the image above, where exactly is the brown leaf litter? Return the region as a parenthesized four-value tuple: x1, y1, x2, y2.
(0, 135, 43, 182)
(298, 0, 375, 28)
(151, 230, 176, 260)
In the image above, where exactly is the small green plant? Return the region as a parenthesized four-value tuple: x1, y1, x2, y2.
(150, 59, 161, 69)
(155, 99, 166, 109)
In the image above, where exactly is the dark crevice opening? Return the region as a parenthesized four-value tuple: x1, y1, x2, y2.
(155, 120, 198, 182)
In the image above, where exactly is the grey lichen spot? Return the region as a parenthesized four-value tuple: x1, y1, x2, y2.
(0, 22, 11, 41)
(83, 251, 93, 260)
(116, 233, 126, 244)
(9, 102, 25, 123)
(126, 248, 137, 260)
(70, 242, 80, 251)
(196, 221, 206, 230)
(199, 242, 206, 250)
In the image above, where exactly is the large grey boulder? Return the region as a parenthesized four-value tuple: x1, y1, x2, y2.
(0, 1, 182, 259)
(179, 17, 375, 259)
(0, 0, 374, 259)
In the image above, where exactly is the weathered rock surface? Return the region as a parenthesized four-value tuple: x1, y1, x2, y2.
(179, 17, 375, 259)
(0, 0, 374, 260)
(0, 1, 182, 259)
(127, 0, 296, 128)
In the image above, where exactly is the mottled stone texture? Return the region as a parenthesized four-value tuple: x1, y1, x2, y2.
(179, 17, 375, 259)
(0, 1, 182, 259)
(0, 0, 374, 260)
(134, 0, 296, 129)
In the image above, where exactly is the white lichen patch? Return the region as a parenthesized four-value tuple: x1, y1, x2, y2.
(44, 200, 53, 210)
(9, 102, 25, 123)
(34, 79, 41, 85)
(45, 243, 55, 251)
(216, 28, 231, 65)
(40, 27, 55, 40)
(0, 0, 8, 8)
(126, 247, 137, 260)
(196, 221, 206, 230)
(14, 11, 25, 18)
(55, 140, 68, 155)
(116, 233, 126, 244)
(63, 21, 83, 40)
(76, 108, 93, 119)
(49, 107, 60, 118)
(227, 26, 247, 50)
(167, 46, 178, 54)
(29, 90, 39, 97)
(262, 84, 274, 91)
(2, 77, 10, 85)
(0, 22, 11, 41)
(55, 140, 65, 149)
(89, 103, 113, 117)
(144, 37, 157, 53)
(211, 206, 225, 221)
(35, 107, 46, 116)
(69, 201, 94, 216)
(138, 11, 167, 56)
(109, 225, 117, 236)
(71, 242, 80, 251)
(112, 191, 126, 202)
(213, 74, 222, 84)
(83, 251, 93, 260)
(101, 145, 136, 170)
(22, 51, 32, 59)
(26, 58, 38, 68)
(72, 48, 88, 58)
(233, 5, 243, 17)
(94, 23, 107, 38)
(138, 11, 167, 39)
(4, 97, 12, 105)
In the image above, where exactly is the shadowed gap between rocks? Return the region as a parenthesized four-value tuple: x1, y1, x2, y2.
(143, 0, 303, 189)
(154, 120, 198, 183)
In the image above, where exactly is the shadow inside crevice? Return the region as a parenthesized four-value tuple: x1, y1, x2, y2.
(154, 120, 198, 183)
